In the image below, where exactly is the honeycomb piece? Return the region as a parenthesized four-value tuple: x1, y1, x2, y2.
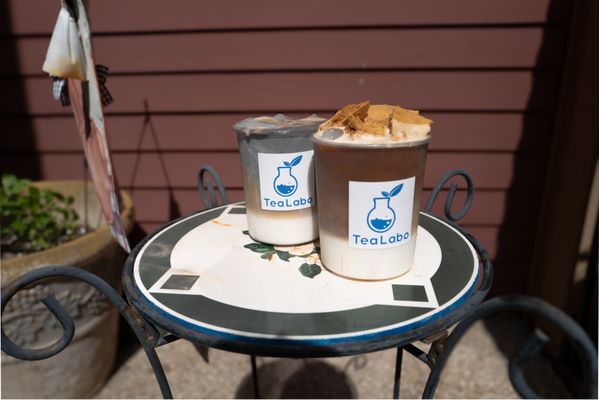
(319, 101, 370, 130)
(392, 106, 433, 125)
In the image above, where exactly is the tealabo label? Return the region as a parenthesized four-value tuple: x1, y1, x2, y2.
(348, 177, 415, 249)
(258, 150, 315, 211)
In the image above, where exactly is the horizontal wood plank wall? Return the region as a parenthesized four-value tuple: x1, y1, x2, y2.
(1, 0, 570, 293)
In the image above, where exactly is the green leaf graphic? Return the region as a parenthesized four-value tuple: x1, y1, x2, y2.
(276, 251, 292, 262)
(244, 243, 275, 253)
(299, 263, 322, 278)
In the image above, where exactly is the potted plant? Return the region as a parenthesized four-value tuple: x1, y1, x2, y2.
(1, 175, 134, 398)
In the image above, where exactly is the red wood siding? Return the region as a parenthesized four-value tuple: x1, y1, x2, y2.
(4, 1, 566, 35)
(1, 0, 571, 294)
(5, 28, 565, 75)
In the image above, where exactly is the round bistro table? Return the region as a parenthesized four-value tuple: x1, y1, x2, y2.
(122, 202, 492, 398)
(4, 169, 596, 399)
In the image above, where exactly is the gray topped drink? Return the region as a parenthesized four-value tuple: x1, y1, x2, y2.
(234, 114, 324, 245)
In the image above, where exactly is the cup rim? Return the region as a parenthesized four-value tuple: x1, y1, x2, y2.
(311, 134, 430, 148)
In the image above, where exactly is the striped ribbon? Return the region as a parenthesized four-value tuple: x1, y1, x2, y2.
(51, 64, 113, 107)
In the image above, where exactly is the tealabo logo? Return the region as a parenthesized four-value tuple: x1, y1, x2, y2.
(366, 183, 403, 233)
(259, 150, 315, 211)
(273, 155, 302, 197)
(349, 177, 414, 249)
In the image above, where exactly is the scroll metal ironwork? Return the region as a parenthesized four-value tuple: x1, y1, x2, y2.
(414, 169, 598, 399)
(424, 169, 474, 222)
(420, 295, 598, 399)
(197, 164, 228, 209)
(1, 265, 174, 399)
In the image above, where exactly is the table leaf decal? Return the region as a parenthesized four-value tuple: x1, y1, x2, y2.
(242, 230, 321, 277)
(276, 251, 293, 262)
(299, 263, 322, 278)
(244, 243, 275, 253)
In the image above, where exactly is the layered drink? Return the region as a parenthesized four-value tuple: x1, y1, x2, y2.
(313, 102, 432, 280)
(234, 114, 324, 245)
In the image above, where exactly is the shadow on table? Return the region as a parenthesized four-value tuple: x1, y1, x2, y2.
(235, 358, 356, 399)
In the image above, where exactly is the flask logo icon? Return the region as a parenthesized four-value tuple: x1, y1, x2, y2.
(273, 155, 302, 197)
(366, 183, 403, 233)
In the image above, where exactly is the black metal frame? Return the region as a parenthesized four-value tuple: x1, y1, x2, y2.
(2, 169, 597, 399)
(197, 164, 228, 209)
(1, 265, 173, 399)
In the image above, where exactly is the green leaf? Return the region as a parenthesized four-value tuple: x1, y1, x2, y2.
(276, 251, 293, 262)
(2, 174, 17, 194)
(29, 186, 40, 200)
(42, 189, 55, 203)
(35, 237, 48, 249)
(0, 175, 83, 254)
(299, 263, 322, 278)
(53, 192, 65, 201)
(12, 179, 30, 195)
(10, 219, 26, 235)
(244, 242, 275, 253)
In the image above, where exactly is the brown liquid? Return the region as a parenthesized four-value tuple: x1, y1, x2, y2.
(314, 141, 428, 240)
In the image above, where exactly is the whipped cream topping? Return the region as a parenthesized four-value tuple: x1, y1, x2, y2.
(314, 102, 432, 145)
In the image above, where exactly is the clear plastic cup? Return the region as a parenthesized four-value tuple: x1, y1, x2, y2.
(312, 135, 430, 280)
(234, 114, 324, 245)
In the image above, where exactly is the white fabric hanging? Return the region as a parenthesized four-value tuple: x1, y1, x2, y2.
(42, 4, 86, 80)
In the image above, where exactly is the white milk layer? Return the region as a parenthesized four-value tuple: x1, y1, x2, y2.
(319, 231, 417, 280)
(247, 206, 318, 245)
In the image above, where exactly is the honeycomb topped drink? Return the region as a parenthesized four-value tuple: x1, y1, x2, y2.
(234, 114, 324, 245)
(313, 102, 432, 280)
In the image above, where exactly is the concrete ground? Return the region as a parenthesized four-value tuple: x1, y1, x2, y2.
(94, 313, 571, 399)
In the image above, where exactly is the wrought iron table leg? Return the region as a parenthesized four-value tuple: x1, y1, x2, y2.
(251, 355, 260, 398)
(1, 265, 174, 399)
(421, 295, 598, 399)
(508, 328, 549, 399)
(393, 347, 404, 399)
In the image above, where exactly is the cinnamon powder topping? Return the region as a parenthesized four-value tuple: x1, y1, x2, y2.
(320, 102, 432, 137)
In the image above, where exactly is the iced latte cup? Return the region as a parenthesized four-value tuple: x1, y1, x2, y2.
(313, 102, 432, 280)
(234, 114, 324, 245)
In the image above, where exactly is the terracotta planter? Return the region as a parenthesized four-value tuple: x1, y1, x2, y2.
(1, 181, 134, 398)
